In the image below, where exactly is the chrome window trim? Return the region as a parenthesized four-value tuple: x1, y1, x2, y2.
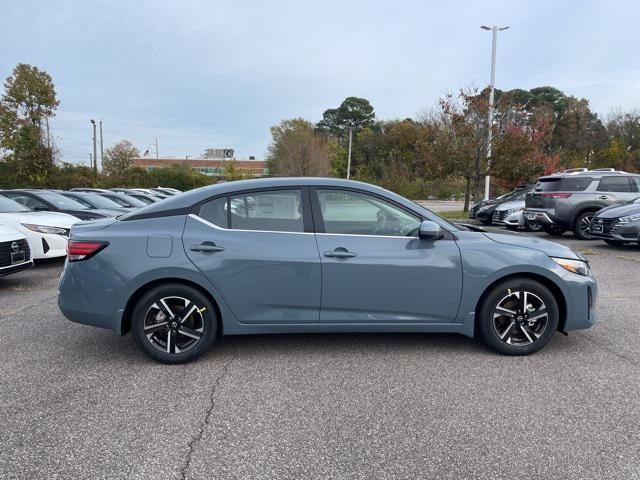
(315, 232, 417, 240)
(189, 214, 417, 239)
(188, 213, 313, 235)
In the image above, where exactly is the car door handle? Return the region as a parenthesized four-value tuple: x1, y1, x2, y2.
(324, 249, 357, 259)
(190, 242, 225, 253)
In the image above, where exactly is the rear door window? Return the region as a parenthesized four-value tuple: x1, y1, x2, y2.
(199, 197, 228, 228)
(535, 177, 594, 192)
(596, 176, 634, 192)
(229, 189, 304, 233)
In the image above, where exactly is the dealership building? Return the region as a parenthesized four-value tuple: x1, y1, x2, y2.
(131, 156, 268, 177)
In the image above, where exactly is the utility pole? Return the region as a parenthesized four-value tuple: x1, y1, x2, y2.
(99, 119, 104, 171)
(90, 119, 98, 185)
(346, 127, 353, 180)
(155, 138, 159, 158)
(480, 25, 509, 200)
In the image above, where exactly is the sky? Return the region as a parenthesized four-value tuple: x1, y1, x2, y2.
(2, 0, 639, 164)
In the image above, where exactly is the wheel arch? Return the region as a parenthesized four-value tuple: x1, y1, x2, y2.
(121, 278, 223, 336)
(569, 204, 602, 226)
(474, 272, 568, 333)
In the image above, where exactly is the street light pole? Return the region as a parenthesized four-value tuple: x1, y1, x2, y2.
(90, 119, 98, 185)
(481, 25, 509, 200)
(99, 119, 104, 171)
(346, 127, 353, 180)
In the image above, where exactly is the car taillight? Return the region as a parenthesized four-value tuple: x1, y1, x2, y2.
(541, 192, 572, 198)
(67, 240, 108, 262)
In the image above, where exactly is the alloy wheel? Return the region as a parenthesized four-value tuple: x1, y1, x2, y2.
(579, 214, 594, 239)
(492, 290, 548, 346)
(143, 296, 205, 354)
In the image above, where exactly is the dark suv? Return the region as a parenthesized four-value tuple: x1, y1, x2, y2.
(524, 169, 640, 239)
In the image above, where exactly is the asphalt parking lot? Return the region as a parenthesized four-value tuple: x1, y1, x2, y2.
(1, 231, 640, 480)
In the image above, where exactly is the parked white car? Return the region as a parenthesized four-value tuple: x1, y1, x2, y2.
(0, 196, 78, 259)
(492, 200, 543, 232)
(0, 221, 34, 277)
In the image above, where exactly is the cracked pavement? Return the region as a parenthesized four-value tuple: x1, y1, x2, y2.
(1, 232, 639, 479)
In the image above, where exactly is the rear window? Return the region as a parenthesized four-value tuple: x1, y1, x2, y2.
(596, 176, 635, 192)
(534, 177, 594, 192)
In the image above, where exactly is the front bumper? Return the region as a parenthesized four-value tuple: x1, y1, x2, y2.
(494, 210, 525, 227)
(0, 260, 34, 277)
(560, 269, 598, 332)
(31, 233, 68, 259)
(589, 220, 640, 243)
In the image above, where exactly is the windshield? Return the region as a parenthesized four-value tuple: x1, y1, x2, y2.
(82, 193, 123, 209)
(0, 195, 30, 213)
(39, 192, 89, 210)
(534, 177, 594, 192)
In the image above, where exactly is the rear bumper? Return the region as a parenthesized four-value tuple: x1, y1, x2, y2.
(524, 209, 556, 224)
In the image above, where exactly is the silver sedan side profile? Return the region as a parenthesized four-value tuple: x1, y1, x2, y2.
(58, 178, 597, 364)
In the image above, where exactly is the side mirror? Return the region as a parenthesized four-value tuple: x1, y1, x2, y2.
(32, 205, 49, 211)
(419, 220, 444, 240)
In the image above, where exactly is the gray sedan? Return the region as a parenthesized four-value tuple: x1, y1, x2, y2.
(58, 178, 598, 363)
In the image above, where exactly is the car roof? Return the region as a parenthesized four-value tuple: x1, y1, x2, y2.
(120, 178, 423, 220)
(539, 169, 638, 180)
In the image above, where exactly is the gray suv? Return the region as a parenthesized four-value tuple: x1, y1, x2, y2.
(524, 169, 640, 240)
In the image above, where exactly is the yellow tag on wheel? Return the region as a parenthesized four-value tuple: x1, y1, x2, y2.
(199, 307, 207, 313)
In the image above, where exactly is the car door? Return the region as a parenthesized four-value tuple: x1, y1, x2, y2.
(183, 187, 321, 324)
(596, 176, 639, 206)
(312, 188, 463, 324)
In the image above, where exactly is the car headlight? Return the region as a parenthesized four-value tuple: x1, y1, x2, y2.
(21, 224, 68, 235)
(618, 213, 640, 223)
(506, 208, 523, 215)
(551, 257, 591, 276)
(478, 206, 489, 212)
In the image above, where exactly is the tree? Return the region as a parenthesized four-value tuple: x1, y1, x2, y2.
(317, 97, 375, 141)
(0, 63, 59, 185)
(103, 140, 140, 178)
(267, 118, 338, 176)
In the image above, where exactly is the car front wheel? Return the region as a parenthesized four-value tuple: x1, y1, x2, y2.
(478, 278, 559, 355)
(132, 284, 218, 364)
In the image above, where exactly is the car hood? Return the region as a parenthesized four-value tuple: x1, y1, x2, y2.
(483, 232, 582, 260)
(495, 200, 525, 211)
(0, 222, 24, 241)
(595, 202, 640, 219)
(0, 211, 79, 228)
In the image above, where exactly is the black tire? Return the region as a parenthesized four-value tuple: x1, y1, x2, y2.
(604, 239, 626, 246)
(132, 283, 218, 364)
(572, 211, 596, 240)
(542, 224, 566, 236)
(525, 220, 543, 232)
(477, 278, 559, 356)
(479, 218, 492, 226)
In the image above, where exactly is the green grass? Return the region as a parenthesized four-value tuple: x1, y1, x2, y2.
(435, 210, 470, 221)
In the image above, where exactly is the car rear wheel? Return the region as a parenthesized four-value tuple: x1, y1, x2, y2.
(132, 284, 217, 364)
(478, 278, 559, 355)
(525, 220, 543, 232)
(573, 211, 596, 240)
(542, 224, 566, 236)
